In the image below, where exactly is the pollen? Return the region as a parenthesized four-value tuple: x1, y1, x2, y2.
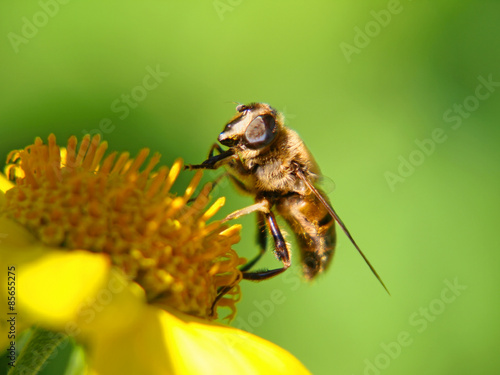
(2, 134, 245, 319)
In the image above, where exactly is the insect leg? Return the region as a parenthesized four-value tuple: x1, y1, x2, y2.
(243, 211, 291, 281)
(208, 143, 224, 158)
(240, 212, 267, 272)
(210, 284, 234, 317)
(186, 149, 235, 170)
(221, 200, 270, 223)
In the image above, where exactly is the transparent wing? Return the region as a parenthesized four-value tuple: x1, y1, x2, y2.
(315, 175, 336, 194)
(295, 166, 390, 295)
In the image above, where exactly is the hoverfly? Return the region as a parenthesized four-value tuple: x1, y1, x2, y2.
(187, 103, 388, 294)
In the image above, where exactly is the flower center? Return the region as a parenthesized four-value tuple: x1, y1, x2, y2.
(2, 134, 245, 319)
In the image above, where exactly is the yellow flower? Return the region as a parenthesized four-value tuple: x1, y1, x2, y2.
(0, 135, 311, 375)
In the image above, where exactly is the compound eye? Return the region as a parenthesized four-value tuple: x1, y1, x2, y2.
(236, 104, 247, 112)
(244, 115, 276, 148)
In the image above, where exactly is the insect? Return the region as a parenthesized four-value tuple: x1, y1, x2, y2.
(187, 103, 388, 294)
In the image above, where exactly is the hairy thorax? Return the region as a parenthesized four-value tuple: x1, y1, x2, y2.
(229, 129, 320, 195)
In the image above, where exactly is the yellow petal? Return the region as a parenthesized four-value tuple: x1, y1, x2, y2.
(0, 221, 111, 331)
(89, 306, 311, 375)
(0, 215, 38, 249)
(0, 221, 147, 351)
(0, 217, 49, 347)
(17, 250, 110, 328)
(89, 306, 175, 375)
(75, 268, 146, 340)
(164, 309, 312, 375)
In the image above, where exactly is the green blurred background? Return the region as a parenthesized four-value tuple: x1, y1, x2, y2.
(1, 1, 499, 374)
